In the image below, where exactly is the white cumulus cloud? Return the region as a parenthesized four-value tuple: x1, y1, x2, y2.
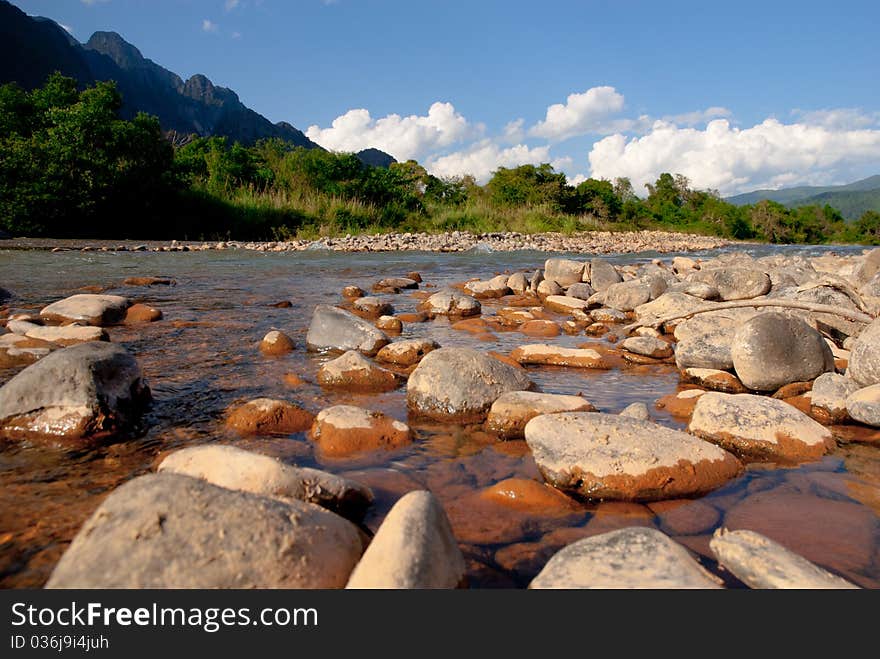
(530, 86, 626, 141)
(791, 107, 880, 131)
(224, 0, 240, 10)
(588, 118, 880, 196)
(426, 141, 553, 183)
(202, 19, 219, 33)
(306, 102, 478, 161)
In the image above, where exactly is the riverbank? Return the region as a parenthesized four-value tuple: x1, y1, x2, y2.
(1, 229, 733, 254)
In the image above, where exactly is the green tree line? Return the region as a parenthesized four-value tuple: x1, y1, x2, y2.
(2, 74, 879, 243)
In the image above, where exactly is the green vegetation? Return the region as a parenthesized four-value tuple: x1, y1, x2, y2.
(2, 74, 879, 244)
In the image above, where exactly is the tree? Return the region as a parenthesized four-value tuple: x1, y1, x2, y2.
(487, 163, 569, 210)
(571, 178, 621, 221)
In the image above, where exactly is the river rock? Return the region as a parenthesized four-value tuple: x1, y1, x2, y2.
(691, 267, 771, 300)
(603, 280, 651, 312)
(544, 258, 585, 287)
(40, 294, 130, 326)
(709, 528, 858, 589)
(310, 405, 412, 458)
(529, 527, 722, 589)
(0, 342, 149, 442)
(681, 368, 747, 393)
(225, 398, 314, 434)
(375, 339, 439, 366)
(590, 307, 627, 323)
(346, 491, 465, 589)
(543, 295, 588, 314)
(342, 285, 365, 298)
(123, 276, 174, 287)
(847, 317, 880, 386)
(45, 473, 363, 588)
(668, 281, 720, 300)
(689, 392, 834, 461)
(352, 296, 393, 318)
(634, 292, 705, 321)
(406, 348, 531, 422)
(464, 275, 510, 298)
(619, 402, 650, 420)
(524, 412, 742, 501)
(259, 330, 295, 356)
(846, 384, 880, 427)
(125, 303, 162, 323)
(0, 333, 54, 367)
(621, 336, 672, 359)
(852, 247, 880, 286)
(375, 315, 403, 332)
(510, 344, 610, 369)
(730, 312, 834, 391)
(811, 373, 859, 424)
(536, 279, 563, 298)
(317, 350, 401, 392)
(589, 258, 622, 291)
(375, 277, 418, 291)
(306, 305, 389, 356)
(419, 289, 481, 317)
(564, 282, 595, 300)
(485, 391, 596, 439)
(674, 332, 734, 371)
(507, 272, 529, 294)
(158, 444, 373, 522)
(24, 324, 108, 346)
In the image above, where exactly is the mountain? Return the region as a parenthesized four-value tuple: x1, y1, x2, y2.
(0, 1, 395, 166)
(727, 175, 880, 219)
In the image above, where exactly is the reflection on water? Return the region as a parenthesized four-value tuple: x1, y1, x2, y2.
(0, 244, 878, 588)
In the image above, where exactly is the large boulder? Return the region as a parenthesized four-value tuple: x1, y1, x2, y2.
(529, 528, 722, 589)
(46, 473, 363, 588)
(158, 444, 373, 522)
(709, 528, 858, 589)
(306, 305, 389, 356)
(524, 412, 742, 501)
(407, 348, 531, 422)
(634, 292, 705, 321)
(346, 491, 465, 589)
(589, 258, 622, 291)
(689, 392, 835, 462)
(544, 258, 586, 287)
(485, 391, 596, 440)
(40, 294, 130, 326)
(846, 384, 880, 427)
(418, 289, 481, 317)
(0, 342, 149, 443)
(730, 312, 834, 391)
(847, 316, 880, 386)
(690, 267, 771, 300)
(603, 280, 651, 312)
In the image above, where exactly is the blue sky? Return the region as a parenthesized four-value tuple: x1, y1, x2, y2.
(15, 0, 880, 194)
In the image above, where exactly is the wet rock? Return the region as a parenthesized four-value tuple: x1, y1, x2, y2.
(650, 499, 720, 536)
(621, 336, 673, 359)
(529, 527, 721, 589)
(24, 325, 108, 346)
(603, 280, 651, 311)
(619, 402, 650, 420)
(375, 315, 403, 333)
(0, 333, 54, 367)
(485, 391, 596, 439)
(40, 294, 130, 326)
(847, 317, 880, 386)
(542, 295, 588, 314)
(123, 276, 174, 287)
(418, 289, 481, 317)
(691, 267, 771, 300)
(346, 491, 465, 589)
(507, 272, 529, 294)
(375, 277, 418, 291)
(689, 392, 834, 462)
(682, 368, 748, 393)
(407, 348, 531, 422)
(772, 381, 813, 399)
(259, 330, 295, 356)
(480, 478, 578, 512)
(811, 373, 859, 424)
(397, 311, 428, 323)
(510, 344, 610, 369)
(342, 285, 365, 298)
(158, 444, 373, 522)
(317, 350, 401, 392)
(0, 342, 149, 443)
(544, 258, 586, 287)
(306, 305, 389, 356)
(525, 412, 742, 501)
(589, 258, 622, 291)
(846, 384, 880, 427)
(464, 275, 510, 298)
(375, 339, 439, 366)
(520, 319, 561, 338)
(225, 398, 314, 435)
(352, 296, 393, 317)
(46, 473, 363, 588)
(590, 307, 627, 323)
(310, 405, 412, 458)
(709, 528, 857, 589)
(536, 279, 563, 298)
(730, 312, 833, 391)
(124, 303, 162, 323)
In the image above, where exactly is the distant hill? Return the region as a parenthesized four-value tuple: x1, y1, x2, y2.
(727, 175, 880, 219)
(0, 0, 395, 167)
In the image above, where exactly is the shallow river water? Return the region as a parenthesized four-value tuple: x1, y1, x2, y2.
(1, 244, 878, 588)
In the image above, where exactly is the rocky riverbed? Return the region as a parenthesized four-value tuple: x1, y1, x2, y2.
(1, 243, 879, 589)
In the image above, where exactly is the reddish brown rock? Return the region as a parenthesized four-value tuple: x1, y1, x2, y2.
(123, 276, 175, 287)
(259, 330, 295, 356)
(375, 339, 439, 366)
(480, 478, 579, 513)
(316, 350, 401, 392)
(310, 405, 412, 458)
(681, 368, 748, 393)
(225, 398, 315, 435)
(520, 320, 561, 338)
(655, 389, 707, 419)
(510, 344, 610, 369)
(649, 499, 721, 536)
(375, 315, 403, 333)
